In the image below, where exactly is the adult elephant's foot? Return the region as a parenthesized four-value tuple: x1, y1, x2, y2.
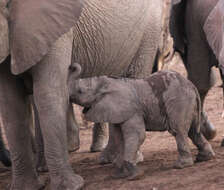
(196, 143, 215, 162)
(112, 161, 144, 180)
(90, 123, 108, 152)
(51, 173, 84, 190)
(200, 112, 217, 140)
(0, 149, 11, 167)
(173, 157, 194, 169)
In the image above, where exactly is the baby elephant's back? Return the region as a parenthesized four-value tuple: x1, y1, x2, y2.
(145, 71, 200, 132)
(146, 71, 199, 102)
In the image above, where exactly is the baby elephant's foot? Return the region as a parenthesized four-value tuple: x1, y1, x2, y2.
(51, 173, 84, 190)
(173, 157, 194, 169)
(112, 161, 144, 180)
(196, 144, 215, 162)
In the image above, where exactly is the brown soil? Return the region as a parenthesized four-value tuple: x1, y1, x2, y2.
(1, 61, 224, 190)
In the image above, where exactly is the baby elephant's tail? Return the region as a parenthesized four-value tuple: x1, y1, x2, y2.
(192, 85, 201, 134)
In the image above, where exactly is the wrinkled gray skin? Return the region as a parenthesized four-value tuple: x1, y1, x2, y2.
(68, 68, 215, 179)
(29, 95, 79, 173)
(32, 0, 165, 171)
(70, 0, 164, 164)
(0, 0, 84, 189)
(170, 0, 224, 142)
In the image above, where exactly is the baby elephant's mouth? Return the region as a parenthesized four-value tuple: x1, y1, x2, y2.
(83, 106, 91, 114)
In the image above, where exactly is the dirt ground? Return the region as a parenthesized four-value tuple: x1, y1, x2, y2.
(1, 60, 224, 190)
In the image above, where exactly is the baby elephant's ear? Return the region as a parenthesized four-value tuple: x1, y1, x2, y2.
(85, 85, 138, 124)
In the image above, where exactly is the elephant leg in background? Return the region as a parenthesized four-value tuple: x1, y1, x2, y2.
(185, 41, 217, 141)
(90, 123, 108, 152)
(31, 31, 84, 189)
(0, 123, 11, 167)
(0, 62, 42, 189)
(67, 103, 80, 152)
(99, 124, 121, 164)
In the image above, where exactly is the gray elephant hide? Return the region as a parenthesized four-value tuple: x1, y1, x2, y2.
(8, 0, 83, 74)
(69, 71, 201, 134)
(0, 12, 9, 63)
(203, 0, 224, 71)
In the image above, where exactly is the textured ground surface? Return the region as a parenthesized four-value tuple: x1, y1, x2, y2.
(1, 59, 224, 190)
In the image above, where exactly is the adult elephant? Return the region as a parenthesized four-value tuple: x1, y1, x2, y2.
(170, 0, 222, 141)
(0, 0, 84, 189)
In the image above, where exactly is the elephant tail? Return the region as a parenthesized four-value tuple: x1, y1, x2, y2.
(193, 85, 201, 134)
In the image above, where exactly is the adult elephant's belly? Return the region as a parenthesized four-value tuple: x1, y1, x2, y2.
(72, 0, 162, 78)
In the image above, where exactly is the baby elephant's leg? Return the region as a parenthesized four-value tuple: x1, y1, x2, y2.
(113, 115, 145, 180)
(99, 124, 121, 164)
(188, 127, 215, 162)
(174, 131, 194, 169)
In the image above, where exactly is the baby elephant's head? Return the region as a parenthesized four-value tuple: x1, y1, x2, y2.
(68, 63, 138, 124)
(68, 63, 108, 107)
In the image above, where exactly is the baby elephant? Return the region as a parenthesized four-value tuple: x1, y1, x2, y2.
(68, 63, 215, 180)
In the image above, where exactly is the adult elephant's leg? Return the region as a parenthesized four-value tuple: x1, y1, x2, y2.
(186, 44, 217, 140)
(90, 123, 108, 152)
(67, 103, 80, 152)
(31, 31, 84, 190)
(29, 96, 48, 172)
(32, 99, 79, 172)
(0, 61, 42, 189)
